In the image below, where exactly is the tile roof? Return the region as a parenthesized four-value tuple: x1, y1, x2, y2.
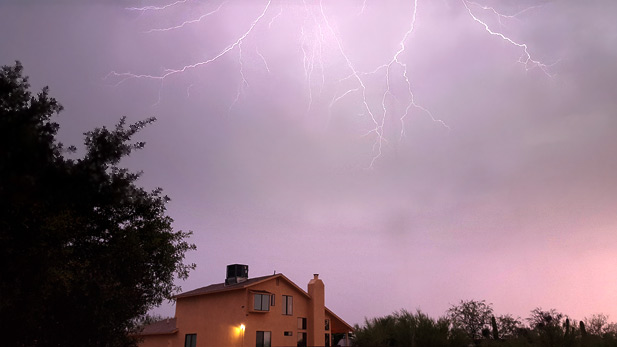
(175, 274, 278, 298)
(138, 318, 177, 336)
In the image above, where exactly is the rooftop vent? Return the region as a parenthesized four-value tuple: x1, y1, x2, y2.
(225, 264, 248, 285)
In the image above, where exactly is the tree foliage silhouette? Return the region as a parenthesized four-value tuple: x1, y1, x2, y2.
(354, 305, 617, 347)
(447, 299, 494, 341)
(0, 61, 196, 346)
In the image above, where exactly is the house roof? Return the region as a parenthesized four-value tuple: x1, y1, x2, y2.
(326, 307, 355, 333)
(174, 273, 354, 332)
(175, 274, 279, 298)
(137, 318, 177, 336)
(175, 273, 310, 299)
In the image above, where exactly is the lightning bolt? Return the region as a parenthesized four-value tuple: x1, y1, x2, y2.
(126, 0, 190, 12)
(256, 47, 270, 73)
(462, 0, 552, 76)
(107, 1, 272, 83)
(464, 1, 543, 28)
(109, 0, 553, 168)
(318, 0, 385, 167)
(143, 1, 227, 34)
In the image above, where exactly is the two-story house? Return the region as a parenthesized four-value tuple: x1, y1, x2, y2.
(137, 264, 353, 347)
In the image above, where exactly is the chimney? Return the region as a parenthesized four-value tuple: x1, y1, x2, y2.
(225, 264, 248, 285)
(307, 274, 325, 347)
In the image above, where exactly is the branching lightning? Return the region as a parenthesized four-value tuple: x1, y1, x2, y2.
(462, 0, 551, 76)
(110, 0, 553, 168)
(142, 1, 227, 34)
(126, 0, 189, 12)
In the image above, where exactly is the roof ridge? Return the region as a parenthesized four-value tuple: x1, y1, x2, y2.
(175, 273, 281, 299)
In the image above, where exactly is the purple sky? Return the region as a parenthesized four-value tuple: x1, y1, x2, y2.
(2, 0, 617, 326)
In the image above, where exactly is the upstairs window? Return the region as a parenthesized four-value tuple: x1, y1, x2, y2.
(325, 319, 330, 330)
(254, 293, 270, 311)
(282, 295, 293, 315)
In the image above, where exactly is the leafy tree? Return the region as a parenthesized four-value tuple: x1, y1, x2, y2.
(353, 304, 617, 347)
(352, 309, 462, 347)
(447, 299, 494, 341)
(0, 61, 196, 346)
(527, 308, 565, 330)
(526, 308, 570, 347)
(584, 314, 610, 336)
(496, 314, 523, 340)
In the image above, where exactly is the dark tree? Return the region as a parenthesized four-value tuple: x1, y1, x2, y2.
(527, 308, 568, 347)
(0, 61, 196, 346)
(352, 309, 460, 347)
(447, 299, 494, 341)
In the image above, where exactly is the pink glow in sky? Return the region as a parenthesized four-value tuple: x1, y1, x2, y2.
(1, 0, 617, 326)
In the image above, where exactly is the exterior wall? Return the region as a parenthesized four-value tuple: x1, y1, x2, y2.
(137, 334, 175, 347)
(174, 289, 247, 347)
(243, 277, 311, 347)
(138, 274, 349, 347)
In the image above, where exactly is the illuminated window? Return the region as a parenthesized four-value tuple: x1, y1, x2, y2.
(254, 294, 270, 311)
(184, 334, 196, 347)
(282, 295, 293, 315)
(256, 331, 271, 347)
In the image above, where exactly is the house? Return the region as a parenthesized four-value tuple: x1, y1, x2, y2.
(137, 264, 353, 347)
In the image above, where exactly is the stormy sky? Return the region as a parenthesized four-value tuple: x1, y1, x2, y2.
(2, 0, 617, 325)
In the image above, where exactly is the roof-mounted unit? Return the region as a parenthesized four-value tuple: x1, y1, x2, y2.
(225, 264, 248, 285)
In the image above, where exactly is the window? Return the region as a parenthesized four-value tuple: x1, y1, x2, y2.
(256, 331, 271, 347)
(270, 294, 275, 306)
(298, 317, 307, 330)
(297, 332, 307, 347)
(184, 334, 196, 347)
(284, 331, 293, 336)
(325, 319, 330, 330)
(325, 333, 331, 347)
(282, 295, 293, 315)
(254, 293, 270, 311)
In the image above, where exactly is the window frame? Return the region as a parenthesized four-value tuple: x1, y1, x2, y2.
(282, 295, 293, 315)
(297, 332, 307, 347)
(254, 293, 270, 311)
(256, 331, 272, 347)
(184, 333, 197, 347)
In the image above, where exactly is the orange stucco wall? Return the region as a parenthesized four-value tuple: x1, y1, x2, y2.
(139, 275, 344, 347)
(174, 289, 247, 346)
(137, 334, 175, 347)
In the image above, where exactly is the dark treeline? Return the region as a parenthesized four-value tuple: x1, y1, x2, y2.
(352, 300, 617, 347)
